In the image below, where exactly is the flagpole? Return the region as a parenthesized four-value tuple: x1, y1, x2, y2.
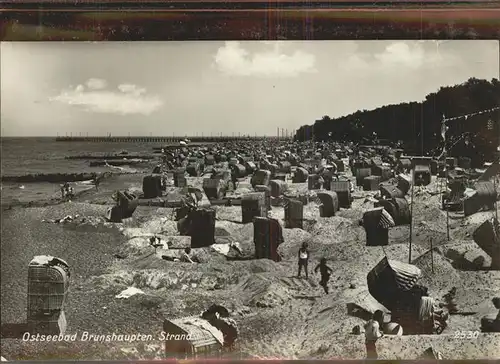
(443, 114, 451, 242)
(496, 117, 499, 221)
(409, 167, 415, 264)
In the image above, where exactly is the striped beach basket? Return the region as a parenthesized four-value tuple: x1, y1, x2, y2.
(174, 169, 187, 188)
(27, 256, 70, 330)
(330, 180, 352, 208)
(367, 257, 421, 310)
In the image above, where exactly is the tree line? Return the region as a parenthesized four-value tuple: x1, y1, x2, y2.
(294, 78, 500, 166)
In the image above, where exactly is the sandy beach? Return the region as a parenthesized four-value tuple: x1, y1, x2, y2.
(1, 170, 499, 360)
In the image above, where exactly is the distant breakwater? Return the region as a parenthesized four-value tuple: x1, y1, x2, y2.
(1, 172, 113, 183)
(66, 155, 157, 160)
(56, 136, 281, 143)
(89, 160, 150, 167)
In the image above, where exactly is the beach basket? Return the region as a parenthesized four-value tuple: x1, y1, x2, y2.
(430, 160, 438, 175)
(174, 169, 187, 188)
(251, 170, 271, 188)
(396, 174, 411, 195)
(254, 185, 271, 211)
(253, 217, 283, 262)
(116, 191, 138, 219)
(163, 316, 223, 359)
(363, 176, 381, 191)
(330, 180, 352, 208)
(203, 178, 226, 200)
(241, 193, 267, 223)
(473, 217, 500, 266)
(356, 168, 372, 186)
(380, 184, 405, 199)
(186, 163, 201, 177)
(367, 257, 421, 310)
(372, 165, 392, 182)
(375, 198, 410, 226)
(413, 165, 431, 186)
(371, 157, 383, 168)
(204, 154, 215, 166)
(27, 256, 70, 322)
(308, 174, 324, 190)
(273, 173, 287, 181)
(269, 180, 287, 198)
(232, 164, 247, 178)
(284, 198, 304, 229)
(362, 208, 392, 246)
(268, 164, 279, 178)
(143, 175, 162, 198)
(279, 161, 292, 173)
(244, 161, 257, 175)
(106, 205, 122, 222)
(317, 191, 339, 217)
(464, 181, 496, 216)
(189, 208, 216, 248)
(397, 159, 412, 173)
(331, 159, 344, 172)
(293, 167, 309, 183)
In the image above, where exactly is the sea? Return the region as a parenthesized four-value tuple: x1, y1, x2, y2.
(1, 137, 161, 205)
(1, 137, 159, 177)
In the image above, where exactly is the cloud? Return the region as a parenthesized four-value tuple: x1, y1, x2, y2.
(86, 78, 107, 90)
(374, 42, 426, 68)
(214, 41, 316, 77)
(117, 83, 146, 96)
(340, 41, 453, 71)
(50, 79, 162, 115)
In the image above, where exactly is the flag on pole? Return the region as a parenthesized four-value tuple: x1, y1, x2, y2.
(438, 115, 448, 160)
(441, 115, 448, 142)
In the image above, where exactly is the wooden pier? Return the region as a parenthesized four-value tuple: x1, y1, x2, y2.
(55, 136, 282, 143)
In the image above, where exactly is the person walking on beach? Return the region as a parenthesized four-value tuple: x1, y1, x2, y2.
(314, 258, 333, 294)
(297, 242, 309, 279)
(364, 310, 384, 359)
(92, 173, 100, 191)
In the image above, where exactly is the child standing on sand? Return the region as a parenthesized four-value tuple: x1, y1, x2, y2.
(364, 310, 384, 359)
(297, 242, 309, 279)
(314, 258, 333, 294)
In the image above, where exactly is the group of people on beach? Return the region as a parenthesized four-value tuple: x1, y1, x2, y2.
(296, 242, 333, 294)
(296, 241, 386, 359)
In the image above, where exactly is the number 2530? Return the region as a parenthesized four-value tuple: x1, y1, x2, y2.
(453, 331, 479, 339)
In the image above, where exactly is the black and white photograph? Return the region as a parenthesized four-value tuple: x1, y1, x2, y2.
(1, 40, 500, 360)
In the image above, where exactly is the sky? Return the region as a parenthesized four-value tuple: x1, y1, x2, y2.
(1, 40, 498, 137)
